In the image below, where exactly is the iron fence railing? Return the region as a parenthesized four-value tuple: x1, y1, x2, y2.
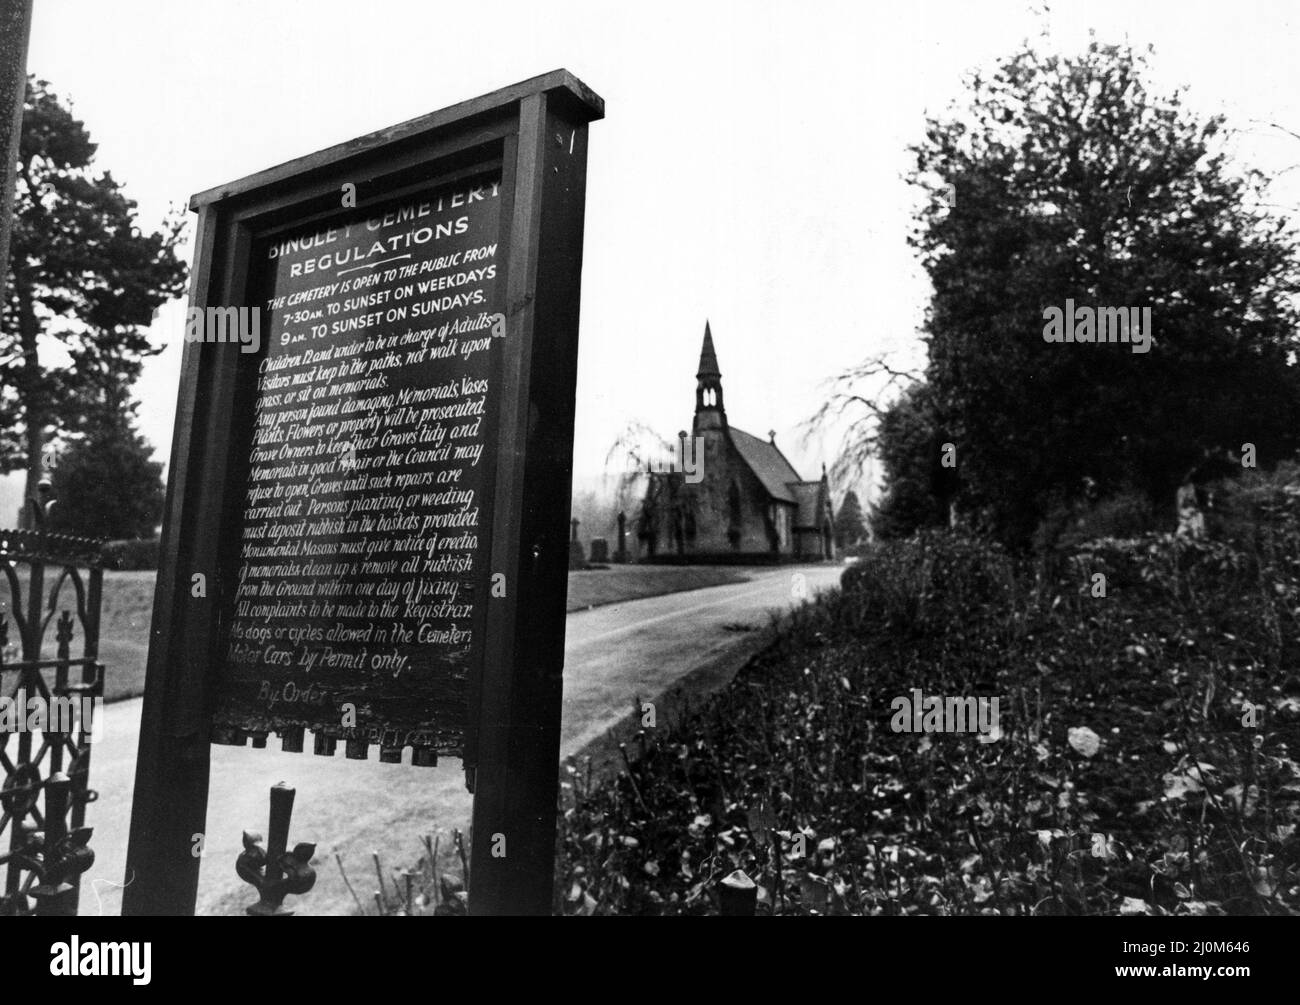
(0, 526, 105, 916)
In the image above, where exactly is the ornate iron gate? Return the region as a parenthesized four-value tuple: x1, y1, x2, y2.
(0, 526, 105, 916)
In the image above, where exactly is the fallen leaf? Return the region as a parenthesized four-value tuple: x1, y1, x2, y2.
(1162, 772, 1203, 800)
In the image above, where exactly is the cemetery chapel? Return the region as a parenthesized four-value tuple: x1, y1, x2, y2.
(639, 323, 835, 561)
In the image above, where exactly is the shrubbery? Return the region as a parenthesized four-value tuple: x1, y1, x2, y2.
(1033, 490, 1161, 554)
(555, 470, 1300, 915)
(101, 538, 160, 571)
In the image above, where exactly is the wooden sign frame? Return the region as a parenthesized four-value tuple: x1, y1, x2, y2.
(123, 70, 603, 916)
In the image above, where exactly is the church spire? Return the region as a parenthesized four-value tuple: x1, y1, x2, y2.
(694, 320, 725, 432)
(697, 320, 721, 378)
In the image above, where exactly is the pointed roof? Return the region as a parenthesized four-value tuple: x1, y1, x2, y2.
(788, 480, 828, 528)
(696, 320, 721, 379)
(730, 427, 800, 503)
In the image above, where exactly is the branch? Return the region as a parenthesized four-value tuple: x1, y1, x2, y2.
(802, 351, 924, 485)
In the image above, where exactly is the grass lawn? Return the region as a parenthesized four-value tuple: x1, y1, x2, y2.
(4, 565, 754, 705)
(97, 571, 156, 703)
(564, 564, 751, 612)
(0, 569, 154, 705)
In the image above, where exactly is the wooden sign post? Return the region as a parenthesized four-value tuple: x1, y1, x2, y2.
(122, 71, 602, 916)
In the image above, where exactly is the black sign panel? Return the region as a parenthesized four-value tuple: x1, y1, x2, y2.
(214, 177, 506, 759)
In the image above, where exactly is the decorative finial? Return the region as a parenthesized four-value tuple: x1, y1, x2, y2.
(235, 783, 316, 916)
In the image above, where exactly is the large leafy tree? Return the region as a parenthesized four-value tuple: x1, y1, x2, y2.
(907, 38, 1300, 546)
(45, 404, 164, 540)
(2, 78, 186, 522)
(870, 382, 955, 539)
(833, 489, 867, 548)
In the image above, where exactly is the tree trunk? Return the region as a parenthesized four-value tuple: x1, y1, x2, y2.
(0, 1, 33, 311)
(14, 271, 42, 528)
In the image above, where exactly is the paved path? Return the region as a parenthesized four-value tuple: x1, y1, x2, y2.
(77, 563, 842, 915)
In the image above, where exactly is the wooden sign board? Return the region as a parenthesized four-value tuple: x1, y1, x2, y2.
(216, 173, 508, 762)
(124, 70, 603, 916)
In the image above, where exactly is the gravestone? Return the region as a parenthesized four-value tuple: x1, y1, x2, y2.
(589, 537, 609, 563)
(124, 71, 603, 917)
(568, 517, 585, 568)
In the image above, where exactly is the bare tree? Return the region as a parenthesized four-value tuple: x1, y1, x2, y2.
(806, 352, 922, 487)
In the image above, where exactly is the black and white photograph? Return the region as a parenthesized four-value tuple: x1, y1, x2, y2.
(0, 0, 1295, 981)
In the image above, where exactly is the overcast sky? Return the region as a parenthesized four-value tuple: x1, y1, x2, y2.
(9, 0, 1300, 520)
